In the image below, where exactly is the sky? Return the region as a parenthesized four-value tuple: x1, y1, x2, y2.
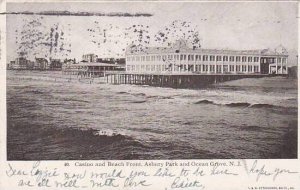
(6, 2, 298, 65)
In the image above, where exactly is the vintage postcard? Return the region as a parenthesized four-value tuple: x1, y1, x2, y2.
(0, 0, 299, 189)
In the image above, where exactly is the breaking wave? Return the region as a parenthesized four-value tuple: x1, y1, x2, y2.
(194, 100, 215, 104)
(194, 99, 290, 109)
(130, 100, 147, 104)
(93, 129, 126, 137)
(226, 102, 251, 107)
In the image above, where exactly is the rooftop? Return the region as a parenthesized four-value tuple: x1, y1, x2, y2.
(126, 40, 288, 56)
(76, 62, 120, 67)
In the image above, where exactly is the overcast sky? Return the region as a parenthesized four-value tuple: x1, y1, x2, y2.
(6, 2, 298, 63)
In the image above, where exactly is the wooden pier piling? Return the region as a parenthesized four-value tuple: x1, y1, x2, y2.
(104, 73, 268, 88)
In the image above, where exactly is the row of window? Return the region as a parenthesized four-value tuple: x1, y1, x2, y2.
(261, 57, 287, 64)
(126, 64, 260, 73)
(126, 54, 263, 63)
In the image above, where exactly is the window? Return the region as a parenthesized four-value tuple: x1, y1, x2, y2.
(210, 65, 215, 72)
(151, 56, 155, 61)
(282, 58, 287, 63)
(188, 55, 194, 61)
(156, 55, 161, 61)
(236, 65, 240, 72)
(248, 65, 252, 72)
(229, 56, 235, 62)
(223, 65, 228, 72)
(210, 55, 215, 61)
(254, 57, 259, 62)
(248, 57, 252, 62)
(217, 56, 222, 61)
(197, 55, 202, 61)
(268, 58, 275, 63)
(142, 56, 145, 61)
(156, 65, 160, 72)
(203, 55, 208, 61)
(236, 56, 241, 62)
(127, 65, 131, 71)
(242, 56, 247, 62)
(278, 58, 282, 63)
(230, 65, 234, 72)
(242, 65, 247, 72)
(162, 55, 167, 61)
(217, 65, 222, 73)
(146, 56, 150, 61)
(223, 56, 228, 62)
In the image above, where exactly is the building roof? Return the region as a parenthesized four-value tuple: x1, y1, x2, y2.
(35, 58, 48, 62)
(76, 62, 119, 67)
(126, 40, 288, 56)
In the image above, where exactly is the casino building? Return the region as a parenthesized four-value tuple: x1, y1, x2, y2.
(125, 40, 288, 75)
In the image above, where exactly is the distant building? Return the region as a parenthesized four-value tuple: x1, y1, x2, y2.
(7, 61, 15, 69)
(62, 58, 76, 70)
(34, 58, 49, 70)
(64, 58, 76, 64)
(82, 54, 98, 62)
(50, 58, 62, 70)
(62, 62, 123, 77)
(125, 40, 288, 75)
(96, 57, 126, 65)
(10, 57, 29, 69)
(96, 57, 114, 64)
(116, 58, 126, 65)
(27, 60, 35, 69)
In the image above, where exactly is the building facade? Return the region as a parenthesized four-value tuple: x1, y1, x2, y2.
(10, 57, 30, 69)
(125, 40, 288, 75)
(34, 58, 49, 70)
(50, 58, 62, 70)
(82, 54, 98, 62)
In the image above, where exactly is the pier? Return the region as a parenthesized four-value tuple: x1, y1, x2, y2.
(61, 63, 277, 88)
(102, 72, 269, 88)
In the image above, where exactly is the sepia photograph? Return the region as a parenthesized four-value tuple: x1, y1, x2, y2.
(5, 1, 298, 160)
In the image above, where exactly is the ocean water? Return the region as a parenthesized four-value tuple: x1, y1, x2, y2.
(7, 70, 298, 160)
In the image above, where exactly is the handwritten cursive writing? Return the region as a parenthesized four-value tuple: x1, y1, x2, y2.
(171, 177, 205, 189)
(6, 164, 28, 177)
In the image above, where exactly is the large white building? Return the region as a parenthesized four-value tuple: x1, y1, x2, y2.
(125, 40, 288, 75)
(82, 53, 98, 63)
